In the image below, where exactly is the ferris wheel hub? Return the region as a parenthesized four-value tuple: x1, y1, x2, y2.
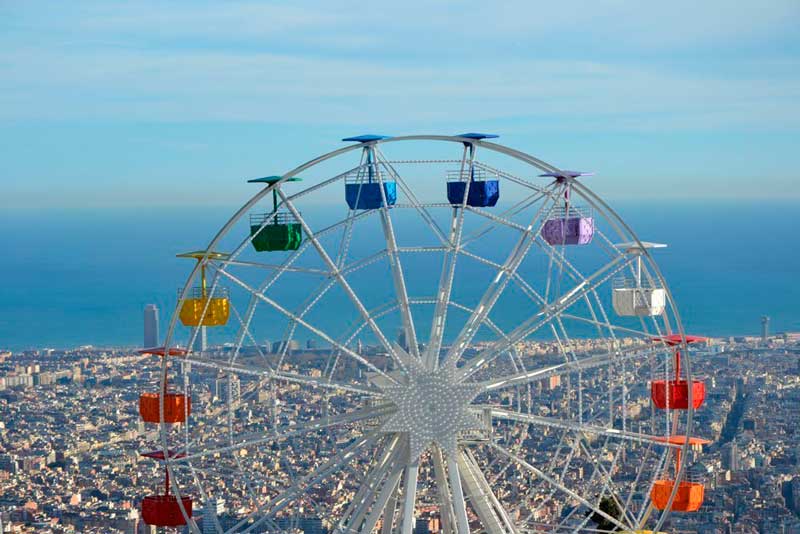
(378, 347, 484, 461)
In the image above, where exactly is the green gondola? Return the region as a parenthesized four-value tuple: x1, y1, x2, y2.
(248, 176, 303, 252)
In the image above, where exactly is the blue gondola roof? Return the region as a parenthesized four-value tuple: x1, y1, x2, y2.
(457, 132, 500, 140)
(341, 134, 392, 143)
(247, 176, 303, 184)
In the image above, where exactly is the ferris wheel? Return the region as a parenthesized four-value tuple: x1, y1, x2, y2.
(136, 134, 709, 533)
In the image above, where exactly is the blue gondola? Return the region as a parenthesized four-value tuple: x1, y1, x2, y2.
(345, 181, 397, 210)
(343, 139, 397, 210)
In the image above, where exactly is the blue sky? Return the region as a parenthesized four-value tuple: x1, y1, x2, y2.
(1, 1, 799, 207)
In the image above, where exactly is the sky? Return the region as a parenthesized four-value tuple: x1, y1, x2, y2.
(1, 1, 799, 207)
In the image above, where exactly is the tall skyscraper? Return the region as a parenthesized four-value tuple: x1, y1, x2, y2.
(722, 441, 739, 471)
(761, 315, 770, 343)
(215, 374, 241, 407)
(397, 328, 408, 352)
(199, 498, 226, 534)
(143, 304, 159, 348)
(192, 326, 207, 353)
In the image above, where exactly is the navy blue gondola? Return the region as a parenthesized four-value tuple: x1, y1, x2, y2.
(446, 169, 499, 207)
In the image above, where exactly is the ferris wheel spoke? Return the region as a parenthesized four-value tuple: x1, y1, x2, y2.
(228, 247, 312, 363)
(216, 267, 398, 383)
(576, 439, 639, 528)
(444, 195, 558, 368)
(359, 461, 404, 534)
(423, 142, 474, 369)
(459, 255, 633, 381)
(432, 445, 457, 534)
(534, 235, 625, 337)
(448, 301, 511, 341)
(487, 442, 632, 532)
(233, 433, 379, 534)
(340, 248, 390, 276)
(367, 147, 420, 359)
(525, 378, 643, 523)
(182, 353, 380, 397)
(560, 312, 657, 339)
(225, 297, 275, 371)
(487, 407, 680, 450)
(218, 257, 330, 276)
(523, 433, 581, 523)
(457, 448, 519, 534)
(464, 205, 532, 233)
(461, 187, 553, 250)
(400, 458, 420, 534)
(458, 247, 624, 353)
(375, 149, 450, 246)
(458, 249, 550, 314)
(175, 404, 389, 464)
(480, 343, 657, 392)
(556, 438, 628, 532)
(446, 453, 471, 534)
(220, 184, 378, 361)
(474, 160, 553, 195)
(278, 191, 404, 371)
(335, 435, 402, 533)
(382, 483, 400, 534)
(230, 201, 380, 368)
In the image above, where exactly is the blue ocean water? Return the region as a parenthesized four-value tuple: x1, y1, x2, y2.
(1, 201, 798, 350)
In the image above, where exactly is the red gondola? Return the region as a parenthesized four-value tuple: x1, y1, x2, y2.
(138, 347, 187, 357)
(651, 380, 705, 410)
(651, 335, 707, 410)
(142, 495, 193, 527)
(140, 451, 192, 527)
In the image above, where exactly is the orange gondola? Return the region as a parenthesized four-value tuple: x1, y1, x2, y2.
(651, 480, 704, 512)
(138, 392, 191, 424)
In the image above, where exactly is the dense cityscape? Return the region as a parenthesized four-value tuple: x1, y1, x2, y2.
(1, 325, 799, 534)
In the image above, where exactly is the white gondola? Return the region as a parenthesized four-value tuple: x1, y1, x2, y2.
(612, 242, 667, 317)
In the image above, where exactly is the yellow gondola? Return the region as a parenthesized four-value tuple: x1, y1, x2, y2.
(177, 251, 230, 327)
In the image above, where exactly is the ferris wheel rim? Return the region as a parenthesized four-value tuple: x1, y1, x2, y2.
(153, 134, 695, 533)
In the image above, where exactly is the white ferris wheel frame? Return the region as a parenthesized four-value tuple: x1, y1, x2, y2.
(152, 135, 698, 534)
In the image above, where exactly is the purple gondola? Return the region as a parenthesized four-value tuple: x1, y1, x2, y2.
(539, 171, 595, 246)
(541, 209, 595, 245)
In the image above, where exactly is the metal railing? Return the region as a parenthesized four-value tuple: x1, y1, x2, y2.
(250, 211, 299, 226)
(344, 165, 394, 184)
(180, 286, 229, 300)
(446, 168, 496, 182)
(613, 276, 661, 290)
(547, 205, 592, 219)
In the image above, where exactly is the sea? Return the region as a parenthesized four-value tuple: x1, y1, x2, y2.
(1, 200, 798, 350)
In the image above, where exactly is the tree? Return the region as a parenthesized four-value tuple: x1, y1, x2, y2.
(588, 496, 623, 532)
